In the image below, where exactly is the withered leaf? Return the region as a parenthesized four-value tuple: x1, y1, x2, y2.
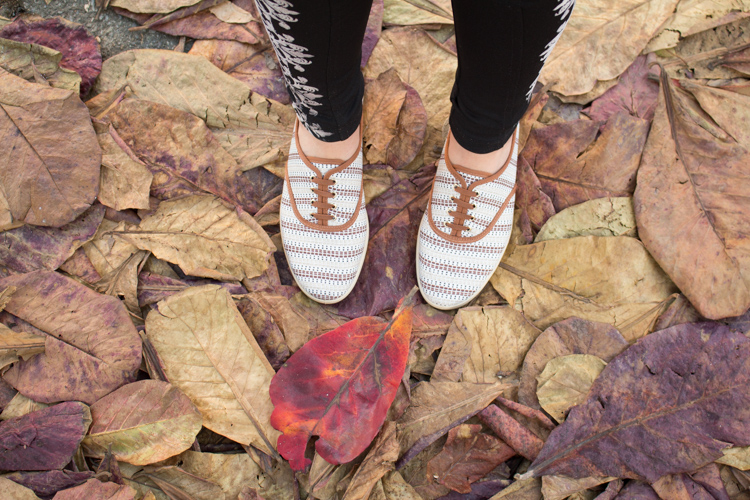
(0, 38, 81, 92)
(135, 466, 223, 500)
(109, 0, 201, 13)
(362, 0, 384, 68)
(426, 424, 514, 494)
(1, 271, 141, 404)
(634, 73, 750, 319)
(363, 69, 408, 165)
(432, 306, 541, 383)
(145, 284, 279, 456)
(541, 475, 615, 500)
(82, 380, 202, 465)
(518, 317, 629, 409)
(478, 404, 545, 461)
(536, 354, 607, 423)
(488, 477, 542, 500)
(0, 68, 101, 227)
(525, 323, 750, 481)
(0, 392, 48, 420)
(0, 324, 45, 370)
(0, 477, 40, 500)
(115, 194, 274, 281)
(342, 421, 399, 500)
(4, 471, 95, 499)
(52, 478, 137, 500)
(0, 402, 91, 471)
(534, 197, 636, 242)
(97, 127, 153, 211)
(236, 296, 291, 370)
(585, 55, 659, 123)
(539, 0, 679, 97)
(515, 155, 556, 236)
(383, 0, 453, 26)
(491, 236, 676, 342)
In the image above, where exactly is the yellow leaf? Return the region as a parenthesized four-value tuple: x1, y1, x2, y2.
(535, 197, 636, 242)
(536, 354, 606, 423)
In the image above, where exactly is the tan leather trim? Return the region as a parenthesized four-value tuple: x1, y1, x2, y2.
(285, 118, 364, 232)
(444, 127, 518, 188)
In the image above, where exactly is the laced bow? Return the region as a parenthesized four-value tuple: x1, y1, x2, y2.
(447, 185, 478, 235)
(310, 175, 336, 224)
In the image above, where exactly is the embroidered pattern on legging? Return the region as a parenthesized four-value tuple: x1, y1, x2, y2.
(526, 0, 576, 100)
(255, 0, 333, 138)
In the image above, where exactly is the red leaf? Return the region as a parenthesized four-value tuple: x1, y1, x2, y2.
(0, 402, 90, 471)
(270, 290, 417, 471)
(0, 16, 102, 96)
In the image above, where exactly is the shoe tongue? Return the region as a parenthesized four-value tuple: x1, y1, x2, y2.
(451, 163, 489, 187)
(311, 160, 343, 176)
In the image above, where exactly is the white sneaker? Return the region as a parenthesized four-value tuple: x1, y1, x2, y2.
(416, 129, 518, 310)
(279, 120, 368, 304)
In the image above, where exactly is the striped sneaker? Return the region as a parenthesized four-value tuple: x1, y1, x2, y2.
(279, 120, 368, 304)
(416, 129, 518, 310)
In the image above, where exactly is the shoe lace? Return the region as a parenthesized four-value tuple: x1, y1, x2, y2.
(310, 175, 336, 224)
(447, 185, 478, 236)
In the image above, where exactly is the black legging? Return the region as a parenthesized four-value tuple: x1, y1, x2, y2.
(255, 0, 574, 154)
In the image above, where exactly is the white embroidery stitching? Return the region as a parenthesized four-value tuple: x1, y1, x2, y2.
(526, 0, 575, 101)
(255, 0, 333, 138)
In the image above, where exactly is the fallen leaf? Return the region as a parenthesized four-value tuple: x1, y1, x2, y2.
(188, 40, 289, 104)
(236, 296, 291, 370)
(524, 323, 750, 481)
(0, 68, 101, 227)
(432, 306, 541, 383)
(362, 0, 384, 68)
(645, 0, 750, 52)
(251, 292, 309, 352)
(491, 236, 676, 342)
(270, 291, 415, 470)
(653, 294, 704, 332)
(518, 317, 629, 409)
(0, 392, 48, 420)
(82, 380, 202, 465)
(585, 55, 660, 123)
(478, 404, 545, 461)
(52, 478, 137, 500)
(534, 197, 636, 242)
(145, 284, 279, 456)
(1, 271, 141, 404)
(539, 0, 679, 97)
(288, 292, 350, 341)
(135, 467, 224, 500)
(342, 421, 399, 500)
(426, 424, 514, 494)
(0, 16, 102, 95)
(0, 37, 81, 91)
(97, 126, 153, 211)
(381, 471, 424, 499)
(109, 0, 201, 14)
(4, 471, 95, 498)
(137, 271, 246, 308)
(0, 477, 40, 500)
(387, 83, 428, 169)
(633, 72, 750, 319)
(383, 0, 453, 26)
(365, 27, 457, 167)
(114, 194, 274, 281)
(541, 476, 614, 500)
(488, 477, 542, 500)
(209, 1, 254, 23)
(685, 79, 750, 148)
(0, 402, 91, 471)
(396, 380, 516, 468)
(652, 463, 731, 500)
(515, 156, 556, 237)
(526, 113, 649, 212)
(363, 69, 408, 165)
(96, 49, 295, 130)
(612, 481, 660, 499)
(0, 324, 45, 370)
(536, 354, 607, 423)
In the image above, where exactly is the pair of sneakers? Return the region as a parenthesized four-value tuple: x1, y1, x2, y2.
(279, 119, 517, 310)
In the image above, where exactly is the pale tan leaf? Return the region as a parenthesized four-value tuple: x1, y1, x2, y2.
(381, 471, 423, 500)
(536, 354, 606, 423)
(0, 38, 81, 92)
(98, 128, 153, 211)
(0, 325, 45, 370)
(717, 446, 750, 470)
(432, 306, 541, 383)
(0, 477, 41, 500)
(82, 219, 140, 278)
(540, 0, 680, 97)
(534, 197, 636, 242)
(115, 194, 274, 281)
(138, 467, 223, 500)
(541, 475, 615, 500)
(363, 69, 408, 165)
(0, 392, 48, 420)
(383, 0, 453, 26)
(0, 189, 14, 230)
(0, 286, 15, 312)
(145, 284, 280, 455)
(252, 293, 309, 352)
(209, 1, 255, 23)
(491, 236, 677, 342)
(109, 0, 202, 14)
(489, 477, 542, 500)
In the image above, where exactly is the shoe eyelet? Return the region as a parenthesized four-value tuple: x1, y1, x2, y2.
(472, 204, 476, 209)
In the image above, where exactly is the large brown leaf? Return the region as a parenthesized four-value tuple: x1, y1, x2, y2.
(534, 197, 636, 242)
(524, 323, 750, 481)
(82, 380, 202, 465)
(97, 126, 152, 211)
(144, 284, 280, 456)
(53, 479, 137, 500)
(0, 68, 100, 227)
(0, 38, 81, 92)
(342, 421, 399, 500)
(633, 73, 750, 319)
(539, 0, 679, 97)
(109, 0, 201, 13)
(490, 236, 677, 342)
(0, 271, 141, 404)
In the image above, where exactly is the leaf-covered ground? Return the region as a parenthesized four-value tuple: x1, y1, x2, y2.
(1, 0, 750, 499)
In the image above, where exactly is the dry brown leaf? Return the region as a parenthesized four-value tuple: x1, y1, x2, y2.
(209, 1, 254, 23)
(645, 0, 750, 52)
(252, 293, 309, 352)
(0, 325, 45, 371)
(541, 475, 615, 500)
(536, 354, 607, 423)
(145, 284, 280, 456)
(534, 197, 636, 242)
(0, 392, 48, 420)
(115, 194, 274, 281)
(381, 471, 423, 500)
(109, 0, 202, 14)
(488, 477, 542, 500)
(685, 80, 750, 146)
(432, 306, 541, 383)
(717, 447, 750, 470)
(343, 422, 399, 500)
(539, 0, 679, 97)
(490, 236, 677, 341)
(0, 68, 100, 227)
(97, 126, 153, 211)
(0, 37, 81, 92)
(365, 27, 457, 168)
(137, 467, 223, 500)
(363, 69, 408, 165)
(383, 0, 453, 26)
(0, 477, 40, 500)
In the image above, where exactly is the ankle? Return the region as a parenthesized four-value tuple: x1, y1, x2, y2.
(447, 130, 513, 175)
(297, 122, 361, 163)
